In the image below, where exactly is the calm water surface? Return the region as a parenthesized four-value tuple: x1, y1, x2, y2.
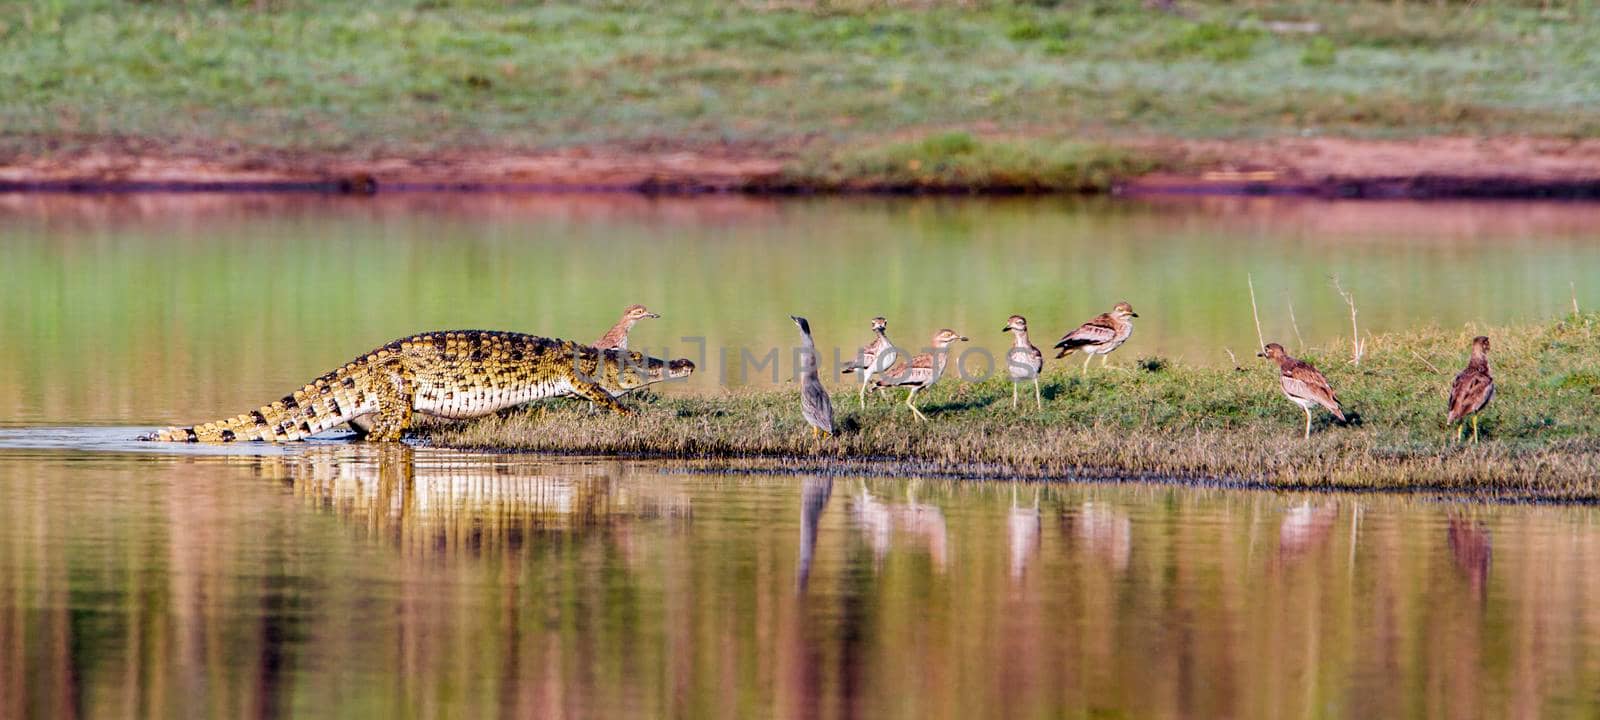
(3, 195, 1600, 718)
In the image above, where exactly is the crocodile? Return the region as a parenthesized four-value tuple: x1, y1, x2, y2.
(145, 330, 695, 443)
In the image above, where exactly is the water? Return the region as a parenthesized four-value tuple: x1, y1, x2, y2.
(5, 194, 1600, 424)
(4, 195, 1600, 718)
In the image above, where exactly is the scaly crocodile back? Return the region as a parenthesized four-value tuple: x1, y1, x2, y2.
(145, 330, 692, 443)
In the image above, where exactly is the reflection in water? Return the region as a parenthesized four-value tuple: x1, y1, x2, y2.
(6, 448, 1600, 718)
(264, 446, 691, 554)
(1008, 486, 1041, 583)
(1068, 500, 1132, 573)
(1279, 502, 1340, 560)
(1448, 516, 1493, 603)
(796, 477, 832, 592)
(851, 481, 950, 573)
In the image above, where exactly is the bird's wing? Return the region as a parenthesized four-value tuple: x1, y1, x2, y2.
(802, 380, 835, 432)
(1007, 345, 1044, 377)
(1281, 362, 1344, 417)
(1448, 368, 1494, 421)
(876, 353, 934, 386)
(1055, 315, 1118, 348)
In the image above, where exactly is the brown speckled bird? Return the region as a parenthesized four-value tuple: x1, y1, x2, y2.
(1258, 343, 1346, 439)
(841, 316, 899, 409)
(1054, 302, 1138, 373)
(1003, 315, 1044, 409)
(875, 329, 969, 422)
(1448, 336, 1495, 444)
(593, 304, 660, 350)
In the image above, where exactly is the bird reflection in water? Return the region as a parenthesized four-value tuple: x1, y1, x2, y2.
(850, 480, 949, 572)
(1278, 502, 1339, 561)
(1066, 500, 1132, 573)
(796, 477, 833, 592)
(1447, 515, 1493, 603)
(1008, 485, 1041, 584)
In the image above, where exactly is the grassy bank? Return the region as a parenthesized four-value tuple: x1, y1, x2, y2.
(4, 1, 1599, 189)
(428, 314, 1600, 501)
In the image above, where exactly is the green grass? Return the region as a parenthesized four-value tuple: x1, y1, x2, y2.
(784, 132, 1164, 192)
(3, 0, 1599, 167)
(428, 313, 1600, 502)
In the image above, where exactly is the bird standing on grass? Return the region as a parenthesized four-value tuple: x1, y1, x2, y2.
(791, 316, 835, 438)
(593, 304, 661, 350)
(1054, 302, 1138, 373)
(1448, 336, 1495, 444)
(875, 329, 969, 422)
(841, 316, 899, 409)
(1259, 343, 1346, 439)
(1002, 315, 1044, 409)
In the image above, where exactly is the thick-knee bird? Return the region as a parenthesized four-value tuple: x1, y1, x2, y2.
(1447, 335, 1495, 444)
(1259, 343, 1345, 439)
(1054, 302, 1138, 373)
(875, 329, 969, 422)
(1002, 315, 1044, 409)
(841, 316, 898, 409)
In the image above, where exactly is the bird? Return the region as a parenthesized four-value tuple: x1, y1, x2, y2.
(1002, 314, 1044, 409)
(1053, 301, 1138, 373)
(593, 304, 660, 350)
(1258, 343, 1346, 439)
(875, 329, 969, 421)
(790, 316, 835, 438)
(841, 316, 899, 408)
(1447, 335, 1495, 444)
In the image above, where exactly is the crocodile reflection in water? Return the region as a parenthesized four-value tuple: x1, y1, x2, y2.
(245, 446, 692, 555)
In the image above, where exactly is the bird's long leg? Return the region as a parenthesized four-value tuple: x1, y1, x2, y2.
(1472, 415, 1480, 444)
(812, 426, 820, 439)
(858, 376, 868, 409)
(1033, 377, 1042, 410)
(1455, 422, 1464, 443)
(907, 387, 927, 422)
(1082, 354, 1093, 375)
(1302, 406, 1312, 440)
(1012, 382, 1019, 409)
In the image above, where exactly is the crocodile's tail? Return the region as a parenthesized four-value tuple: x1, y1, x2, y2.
(145, 372, 376, 443)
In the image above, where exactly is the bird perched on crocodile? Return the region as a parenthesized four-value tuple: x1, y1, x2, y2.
(594, 304, 660, 350)
(144, 330, 695, 443)
(1054, 302, 1138, 373)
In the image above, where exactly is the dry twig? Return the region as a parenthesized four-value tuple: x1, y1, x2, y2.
(1331, 274, 1366, 365)
(1248, 274, 1265, 351)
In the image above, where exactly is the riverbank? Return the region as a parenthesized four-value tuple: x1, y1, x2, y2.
(427, 315, 1600, 502)
(5, 1, 1599, 197)
(7, 135, 1600, 198)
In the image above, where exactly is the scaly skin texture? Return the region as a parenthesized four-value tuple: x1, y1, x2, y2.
(145, 330, 695, 443)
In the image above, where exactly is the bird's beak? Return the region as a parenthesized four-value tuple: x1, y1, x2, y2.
(1001, 326, 1012, 332)
(959, 336, 970, 342)
(647, 313, 661, 319)
(1255, 352, 1266, 358)
(1131, 312, 1140, 318)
